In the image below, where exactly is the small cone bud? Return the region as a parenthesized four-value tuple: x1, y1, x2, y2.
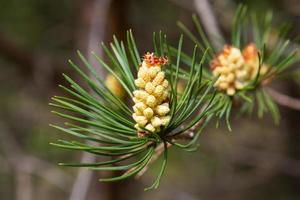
(105, 74, 124, 98)
(162, 80, 169, 88)
(146, 95, 156, 107)
(161, 116, 171, 126)
(135, 78, 146, 88)
(145, 124, 155, 132)
(151, 116, 162, 127)
(155, 104, 170, 116)
(145, 82, 155, 94)
(143, 107, 154, 119)
(152, 72, 165, 86)
(153, 85, 164, 97)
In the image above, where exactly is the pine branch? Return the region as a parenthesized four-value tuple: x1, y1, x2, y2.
(178, 3, 299, 124)
(50, 3, 300, 190)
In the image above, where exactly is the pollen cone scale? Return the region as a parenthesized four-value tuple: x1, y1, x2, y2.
(132, 53, 171, 136)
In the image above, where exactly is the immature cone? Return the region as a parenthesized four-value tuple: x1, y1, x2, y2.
(211, 44, 269, 96)
(105, 74, 125, 98)
(132, 53, 171, 135)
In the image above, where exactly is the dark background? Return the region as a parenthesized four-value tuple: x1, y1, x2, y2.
(0, 0, 300, 199)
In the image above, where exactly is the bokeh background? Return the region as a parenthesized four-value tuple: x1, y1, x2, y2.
(1, 0, 300, 199)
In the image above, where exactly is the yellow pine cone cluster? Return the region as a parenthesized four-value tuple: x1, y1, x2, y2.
(132, 53, 171, 134)
(211, 44, 269, 96)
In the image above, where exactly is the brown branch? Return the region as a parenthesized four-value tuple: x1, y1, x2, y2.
(193, 0, 225, 49)
(170, 118, 205, 140)
(68, 1, 112, 200)
(135, 143, 172, 179)
(15, 171, 33, 200)
(134, 118, 205, 179)
(267, 88, 300, 110)
(168, 0, 225, 49)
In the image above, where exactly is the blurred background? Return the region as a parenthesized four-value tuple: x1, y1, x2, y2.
(0, 0, 300, 199)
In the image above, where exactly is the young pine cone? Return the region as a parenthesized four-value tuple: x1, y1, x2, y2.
(132, 53, 171, 135)
(211, 44, 269, 96)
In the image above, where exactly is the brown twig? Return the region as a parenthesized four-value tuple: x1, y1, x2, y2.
(169, 118, 205, 140)
(168, 0, 225, 50)
(134, 118, 205, 179)
(68, 1, 112, 200)
(193, 0, 225, 49)
(134, 143, 172, 179)
(267, 88, 300, 110)
(15, 171, 33, 200)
